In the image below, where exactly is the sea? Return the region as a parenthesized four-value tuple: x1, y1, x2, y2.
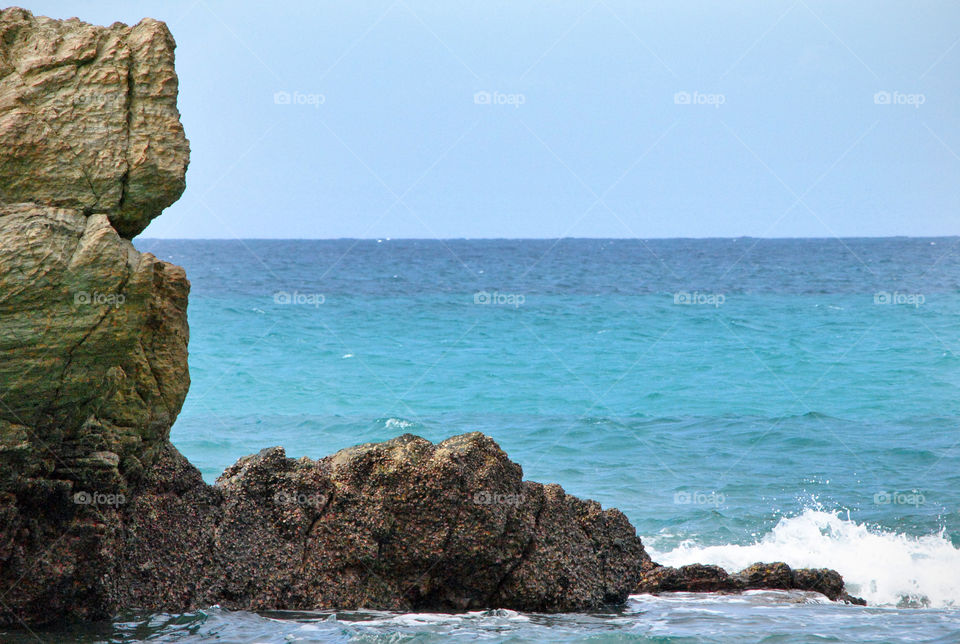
(13, 238, 960, 643)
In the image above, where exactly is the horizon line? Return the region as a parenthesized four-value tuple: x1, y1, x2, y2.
(136, 235, 959, 241)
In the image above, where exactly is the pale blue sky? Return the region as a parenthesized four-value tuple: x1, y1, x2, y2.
(26, 1, 960, 238)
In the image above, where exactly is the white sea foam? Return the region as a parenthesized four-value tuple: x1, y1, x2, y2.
(646, 509, 960, 608)
(355, 609, 530, 627)
(384, 417, 415, 430)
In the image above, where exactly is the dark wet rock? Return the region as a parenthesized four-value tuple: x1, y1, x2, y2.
(734, 562, 795, 591)
(113, 443, 222, 611)
(735, 562, 866, 603)
(840, 592, 868, 606)
(205, 432, 649, 613)
(636, 563, 742, 593)
(1, 430, 654, 624)
(787, 567, 844, 600)
(636, 561, 866, 605)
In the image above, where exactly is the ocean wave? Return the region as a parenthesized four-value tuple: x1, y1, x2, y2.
(381, 417, 419, 431)
(645, 509, 960, 608)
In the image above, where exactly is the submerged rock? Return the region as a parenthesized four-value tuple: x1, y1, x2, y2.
(636, 561, 866, 604)
(635, 563, 742, 594)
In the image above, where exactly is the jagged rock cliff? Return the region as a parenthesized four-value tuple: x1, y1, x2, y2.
(0, 6, 192, 624)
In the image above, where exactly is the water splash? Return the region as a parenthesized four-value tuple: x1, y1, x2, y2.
(647, 509, 960, 608)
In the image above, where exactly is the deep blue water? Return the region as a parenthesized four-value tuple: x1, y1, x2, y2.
(20, 238, 960, 642)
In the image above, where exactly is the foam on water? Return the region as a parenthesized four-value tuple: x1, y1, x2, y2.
(647, 509, 960, 608)
(383, 417, 417, 430)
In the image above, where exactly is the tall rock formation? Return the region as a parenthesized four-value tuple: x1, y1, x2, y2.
(0, 6, 192, 624)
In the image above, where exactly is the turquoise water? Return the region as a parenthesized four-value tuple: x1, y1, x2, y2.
(29, 238, 960, 642)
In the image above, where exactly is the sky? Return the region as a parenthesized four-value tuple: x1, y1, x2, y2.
(24, 1, 960, 238)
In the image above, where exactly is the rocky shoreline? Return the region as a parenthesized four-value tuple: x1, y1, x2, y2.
(0, 7, 863, 627)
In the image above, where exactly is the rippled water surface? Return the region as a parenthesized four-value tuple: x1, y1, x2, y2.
(8, 238, 958, 642)
(13, 595, 960, 643)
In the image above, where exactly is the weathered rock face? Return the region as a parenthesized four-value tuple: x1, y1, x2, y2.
(1, 431, 652, 624)
(206, 433, 651, 613)
(0, 204, 190, 480)
(0, 7, 189, 238)
(111, 433, 649, 615)
(0, 7, 192, 626)
(0, 5, 191, 474)
(0, 203, 191, 623)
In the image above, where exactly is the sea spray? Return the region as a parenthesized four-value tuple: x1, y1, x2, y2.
(646, 509, 960, 608)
